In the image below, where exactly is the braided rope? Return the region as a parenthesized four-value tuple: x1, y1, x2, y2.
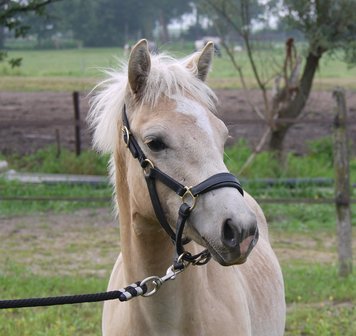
(0, 282, 147, 309)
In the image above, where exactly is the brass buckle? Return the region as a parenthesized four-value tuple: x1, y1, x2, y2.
(143, 159, 155, 177)
(181, 186, 197, 210)
(121, 126, 130, 147)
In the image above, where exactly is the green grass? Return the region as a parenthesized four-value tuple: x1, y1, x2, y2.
(0, 139, 354, 335)
(3, 137, 349, 179)
(225, 138, 355, 181)
(1, 46, 356, 90)
(0, 179, 111, 216)
(0, 206, 354, 335)
(0, 265, 104, 335)
(283, 264, 356, 336)
(1, 267, 354, 336)
(0, 43, 354, 334)
(1, 138, 354, 216)
(286, 303, 355, 336)
(5, 146, 109, 175)
(1, 263, 354, 336)
(0, 146, 112, 215)
(0, 48, 125, 77)
(284, 264, 356, 304)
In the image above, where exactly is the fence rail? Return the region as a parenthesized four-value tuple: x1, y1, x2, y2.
(1, 195, 356, 204)
(2, 118, 356, 128)
(0, 119, 86, 128)
(0, 196, 111, 202)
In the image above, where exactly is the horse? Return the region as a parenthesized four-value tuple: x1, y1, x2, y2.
(89, 39, 286, 336)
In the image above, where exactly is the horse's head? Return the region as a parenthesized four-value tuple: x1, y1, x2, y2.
(91, 39, 258, 266)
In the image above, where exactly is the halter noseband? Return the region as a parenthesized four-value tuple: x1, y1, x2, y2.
(121, 105, 244, 267)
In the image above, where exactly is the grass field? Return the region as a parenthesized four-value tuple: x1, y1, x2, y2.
(0, 143, 355, 335)
(1, 45, 356, 91)
(0, 203, 355, 335)
(0, 43, 355, 334)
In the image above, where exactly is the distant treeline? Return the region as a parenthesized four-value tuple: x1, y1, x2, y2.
(5, 0, 195, 48)
(3, 0, 300, 50)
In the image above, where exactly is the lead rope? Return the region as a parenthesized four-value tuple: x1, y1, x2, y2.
(0, 252, 193, 309)
(0, 282, 147, 309)
(0, 200, 201, 310)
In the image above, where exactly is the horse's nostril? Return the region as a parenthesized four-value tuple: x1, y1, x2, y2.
(222, 219, 239, 248)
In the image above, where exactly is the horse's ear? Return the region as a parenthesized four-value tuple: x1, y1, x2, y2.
(186, 42, 214, 81)
(128, 39, 151, 96)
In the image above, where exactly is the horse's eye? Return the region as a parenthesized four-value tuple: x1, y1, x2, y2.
(146, 138, 167, 152)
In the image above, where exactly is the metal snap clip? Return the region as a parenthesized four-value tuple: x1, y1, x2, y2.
(140, 276, 162, 297)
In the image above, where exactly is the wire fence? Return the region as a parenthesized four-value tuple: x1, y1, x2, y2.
(1, 195, 356, 204)
(1, 90, 355, 207)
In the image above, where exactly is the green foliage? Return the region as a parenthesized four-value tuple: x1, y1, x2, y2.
(6, 146, 109, 175)
(282, 0, 356, 62)
(0, 0, 57, 66)
(35, 0, 192, 47)
(306, 136, 334, 165)
(224, 138, 337, 179)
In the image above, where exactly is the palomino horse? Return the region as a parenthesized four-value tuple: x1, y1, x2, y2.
(89, 39, 285, 335)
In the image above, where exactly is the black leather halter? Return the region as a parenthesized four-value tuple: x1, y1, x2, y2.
(121, 105, 244, 266)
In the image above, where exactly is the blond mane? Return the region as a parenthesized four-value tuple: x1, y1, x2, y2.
(88, 52, 217, 154)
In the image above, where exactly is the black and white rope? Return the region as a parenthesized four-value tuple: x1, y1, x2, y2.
(0, 282, 147, 309)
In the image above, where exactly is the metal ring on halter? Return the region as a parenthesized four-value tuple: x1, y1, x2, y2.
(181, 186, 197, 210)
(176, 252, 192, 268)
(140, 276, 162, 297)
(191, 250, 211, 265)
(143, 159, 155, 177)
(121, 126, 130, 147)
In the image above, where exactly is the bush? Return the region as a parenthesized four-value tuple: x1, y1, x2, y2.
(307, 136, 334, 164)
(225, 138, 342, 179)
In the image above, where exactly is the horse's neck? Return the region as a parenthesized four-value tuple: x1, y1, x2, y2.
(113, 152, 200, 332)
(114, 160, 175, 280)
(116, 189, 190, 332)
(119, 210, 175, 281)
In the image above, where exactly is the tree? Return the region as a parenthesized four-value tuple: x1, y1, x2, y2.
(0, 0, 59, 66)
(151, 0, 191, 42)
(39, 0, 192, 47)
(201, 0, 356, 160)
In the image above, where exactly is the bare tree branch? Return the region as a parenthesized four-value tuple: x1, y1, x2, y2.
(238, 127, 271, 175)
(220, 38, 265, 120)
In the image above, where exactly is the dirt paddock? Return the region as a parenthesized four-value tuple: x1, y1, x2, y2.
(1, 90, 356, 155)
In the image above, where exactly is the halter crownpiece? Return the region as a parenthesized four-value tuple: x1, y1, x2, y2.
(121, 104, 244, 266)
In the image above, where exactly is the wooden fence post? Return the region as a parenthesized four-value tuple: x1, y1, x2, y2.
(332, 87, 352, 277)
(73, 91, 81, 156)
(55, 128, 61, 158)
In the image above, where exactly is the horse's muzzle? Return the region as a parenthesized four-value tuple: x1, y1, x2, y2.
(204, 217, 259, 266)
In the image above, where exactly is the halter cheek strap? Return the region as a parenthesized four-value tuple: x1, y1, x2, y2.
(121, 105, 244, 266)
